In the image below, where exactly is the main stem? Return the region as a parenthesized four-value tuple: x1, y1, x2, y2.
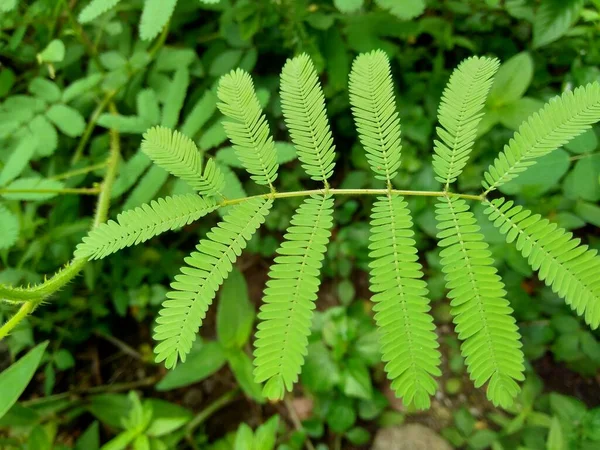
(220, 188, 484, 207)
(0, 110, 121, 340)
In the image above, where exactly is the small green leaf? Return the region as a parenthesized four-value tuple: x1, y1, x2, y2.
(29, 78, 61, 102)
(62, 74, 104, 103)
(488, 52, 533, 107)
(88, 394, 130, 429)
(97, 114, 152, 134)
(145, 399, 192, 437)
(375, 0, 425, 20)
(161, 68, 189, 129)
(345, 426, 370, 445)
(342, 358, 373, 400)
(575, 201, 600, 227)
(326, 396, 356, 433)
(533, 0, 584, 48)
(564, 129, 598, 154)
(254, 415, 279, 450)
(234, 423, 254, 450)
(0, 204, 19, 250)
(209, 50, 244, 77)
(29, 115, 58, 157)
(38, 39, 65, 63)
(75, 421, 100, 450)
(1, 178, 65, 201)
(0, 341, 48, 419)
(334, 0, 363, 13)
(226, 348, 265, 403)
(46, 104, 86, 137)
(0, 134, 37, 187)
(547, 416, 565, 450)
(496, 97, 545, 130)
(563, 157, 600, 202)
(301, 342, 340, 393)
(156, 341, 226, 390)
(180, 90, 217, 138)
(217, 267, 254, 349)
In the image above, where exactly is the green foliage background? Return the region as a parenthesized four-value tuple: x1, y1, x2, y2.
(1, 0, 600, 449)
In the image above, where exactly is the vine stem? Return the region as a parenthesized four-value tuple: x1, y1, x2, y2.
(220, 188, 484, 207)
(185, 389, 240, 441)
(0, 187, 100, 196)
(0, 107, 121, 340)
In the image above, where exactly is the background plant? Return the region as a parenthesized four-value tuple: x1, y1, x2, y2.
(1, 0, 600, 449)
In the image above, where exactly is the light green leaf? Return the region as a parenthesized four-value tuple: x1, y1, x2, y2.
(0, 342, 48, 419)
(226, 348, 265, 403)
(161, 68, 189, 129)
(145, 399, 192, 437)
(88, 394, 130, 429)
(136, 89, 161, 126)
(29, 78, 61, 103)
(156, 341, 227, 390)
(497, 97, 545, 131)
(1, 178, 65, 201)
(38, 40, 65, 63)
(564, 129, 598, 154)
(575, 201, 600, 227)
(533, 0, 584, 48)
(334, 0, 363, 13)
(123, 165, 168, 210)
(29, 115, 58, 157)
(78, 0, 122, 23)
(180, 90, 217, 138)
(253, 416, 279, 450)
(217, 267, 254, 349)
(74, 422, 100, 450)
(488, 52, 533, 107)
(563, 157, 600, 202)
(97, 114, 152, 134)
(46, 104, 86, 137)
(0, 204, 19, 250)
(0, 0, 17, 12)
(209, 50, 244, 77)
(139, 0, 177, 41)
(375, 0, 425, 20)
(0, 134, 37, 186)
(547, 417, 565, 450)
(62, 74, 103, 103)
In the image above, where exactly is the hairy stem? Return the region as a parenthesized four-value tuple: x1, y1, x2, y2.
(0, 107, 121, 339)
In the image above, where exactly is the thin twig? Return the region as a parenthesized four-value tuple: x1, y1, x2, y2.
(0, 187, 100, 195)
(94, 330, 143, 361)
(185, 389, 240, 443)
(284, 395, 316, 450)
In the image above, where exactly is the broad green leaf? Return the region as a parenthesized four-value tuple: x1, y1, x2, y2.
(38, 39, 65, 63)
(217, 267, 254, 349)
(161, 68, 189, 129)
(62, 74, 103, 103)
(198, 119, 227, 151)
(88, 394, 130, 429)
(97, 114, 152, 134)
(533, 0, 584, 48)
(27, 425, 53, 450)
(226, 349, 264, 403)
(342, 358, 373, 400)
(145, 399, 192, 437)
(334, 0, 363, 13)
(101, 429, 138, 450)
(123, 165, 168, 210)
(300, 341, 340, 393)
(499, 149, 570, 196)
(253, 416, 279, 450)
(0, 341, 48, 419)
(375, 0, 425, 20)
(136, 89, 160, 126)
(75, 421, 100, 450)
(1, 178, 65, 201)
(575, 201, 600, 227)
(46, 104, 86, 137)
(234, 424, 254, 450)
(326, 396, 356, 433)
(497, 97, 545, 131)
(180, 91, 217, 138)
(564, 129, 598, 154)
(0, 0, 17, 12)
(29, 115, 58, 157)
(78, 0, 122, 23)
(563, 157, 600, 202)
(139, 0, 177, 40)
(488, 52, 533, 107)
(29, 78, 61, 103)
(155, 47, 197, 71)
(111, 151, 153, 198)
(0, 134, 37, 186)
(549, 393, 587, 423)
(0, 204, 19, 249)
(209, 49, 244, 77)
(156, 341, 226, 390)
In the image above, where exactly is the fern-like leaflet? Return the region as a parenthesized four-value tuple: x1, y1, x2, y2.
(484, 198, 600, 329)
(436, 197, 524, 407)
(254, 195, 334, 399)
(432, 56, 499, 187)
(154, 198, 273, 368)
(280, 54, 336, 183)
(348, 50, 402, 182)
(78, 0, 122, 23)
(370, 195, 441, 409)
(74, 194, 218, 260)
(217, 69, 279, 189)
(141, 126, 224, 196)
(349, 50, 441, 409)
(482, 82, 600, 193)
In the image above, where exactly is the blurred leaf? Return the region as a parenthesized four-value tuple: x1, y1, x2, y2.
(376, 0, 425, 20)
(575, 201, 600, 227)
(46, 104, 86, 137)
(156, 341, 226, 390)
(88, 394, 130, 429)
(326, 396, 356, 433)
(217, 267, 254, 349)
(161, 68, 189, 129)
(301, 341, 340, 393)
(488, 52, 533, 107)
(145, 399, 192, 437)
(97, 114, 152, 134)
(550, 393, 587, 423)
(342, 358, 373, 400)
(253, 415, 279, 450)
(533, 0, 584, 48)
(210, 50, 244, 77)
(226, 348, 265, 403)
(75, 421, 100, 450)
(0, 204, 19, 250)
(0, 341, 48, 419)
(0, 134, 37, 186)
(564, 129, 598, 154)
(1, 178, 65, 201)
(29, 78, 61, 102)
(334, 0, 363, 13)
(496, 97, 545, 131)
(38, 39, 65, 63)
(563, 157, 600, 202)
(62, 74, 103, 103)
(139, 0, 177, 41)
(29, 115, 58, 157)
(547, 416, 565, 450)
(234, 423, 254, 450)
(180, 91, 217, 138)
(345, 426, 370, 445)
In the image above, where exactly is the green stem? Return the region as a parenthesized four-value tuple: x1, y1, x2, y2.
(220, 188, 484, 207)
(0, 106, 121, 338)
(50, 162, 108, 180)
(185, 389, 240, 439)
(0, 187, 100, 195)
